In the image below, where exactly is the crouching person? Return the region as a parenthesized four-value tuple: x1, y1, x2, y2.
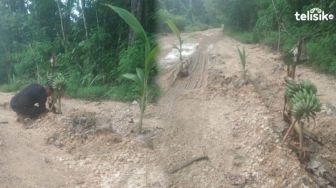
(10, 84, 52, 121)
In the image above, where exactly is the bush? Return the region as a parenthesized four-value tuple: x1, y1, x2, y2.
(306, 34, 336, 74)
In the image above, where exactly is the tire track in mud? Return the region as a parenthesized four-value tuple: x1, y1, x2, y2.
(183, 52, 207, 90)
(177, 31, 220, 91)
(155, 29, 242, 187)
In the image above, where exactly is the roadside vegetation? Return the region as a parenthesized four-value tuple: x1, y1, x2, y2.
(0, 0, 158, 101)
(217, 0, 336, 75)
(158, 0, 336, 75)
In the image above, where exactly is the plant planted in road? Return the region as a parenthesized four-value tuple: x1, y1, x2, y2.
(166, 20, 183, 61)
(237, 47, 247, 81)
(283, 79, 321, 157)
(105, 4, 158, 133)
(47, 72, 66, 114)
(166, 19, 189, 77)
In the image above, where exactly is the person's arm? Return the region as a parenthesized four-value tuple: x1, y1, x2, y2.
(38, 97, 48, 113)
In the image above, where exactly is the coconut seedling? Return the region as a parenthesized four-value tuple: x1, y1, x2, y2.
(105, 4, 158, 133)
(283, 79, 321, 157)
(166, 20, 188, 77)
(237, 47, 247, 82)
(166, 20, 183, 61)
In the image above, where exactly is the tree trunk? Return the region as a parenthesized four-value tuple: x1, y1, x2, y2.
(271, 0, 281, 51)
(189, 0, 194, 22)
(80, 0, 89, 40)
(95, 9, 99, 29)
(56, 0, 67, 51)
(65, 0, 75, 43)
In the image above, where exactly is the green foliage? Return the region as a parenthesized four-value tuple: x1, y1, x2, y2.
(157, 0, 216, 32)
(157, 9, 190, 32)
(306, 34, 336, 74)
(225, 0, 258, 31)
(0, 0, 158, 102)
(13, 41, 53, 83)
(117, 42, 145, 76)
(213, 0, 336, 75)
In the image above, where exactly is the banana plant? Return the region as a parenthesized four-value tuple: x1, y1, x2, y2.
(105, 4, 159, 133)
(283, 79, 321, 157)
(237, 47, 247, 81)
(166, 20, 183, 61)
(47, 72, 66, 114)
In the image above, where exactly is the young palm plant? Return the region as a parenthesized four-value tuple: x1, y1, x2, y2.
(166, 20, 183, 61)
(105, 4, 159, 133)
(237, 47, 247, 81)
(283, 79, 321, 157)
(166, 20, 189, 77)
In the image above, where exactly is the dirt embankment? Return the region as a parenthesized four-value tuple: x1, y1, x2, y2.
(1, 28, 336, 187)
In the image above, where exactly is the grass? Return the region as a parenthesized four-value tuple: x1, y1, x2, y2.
(224, 27, 336, 76)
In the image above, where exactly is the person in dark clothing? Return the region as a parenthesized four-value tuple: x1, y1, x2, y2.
(10, 84, 52, 119)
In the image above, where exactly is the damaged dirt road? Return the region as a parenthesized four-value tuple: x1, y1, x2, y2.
(1, 28, 336, 187)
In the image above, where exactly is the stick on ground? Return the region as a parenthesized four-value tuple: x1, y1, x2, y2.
(168, 155, 209, 174)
